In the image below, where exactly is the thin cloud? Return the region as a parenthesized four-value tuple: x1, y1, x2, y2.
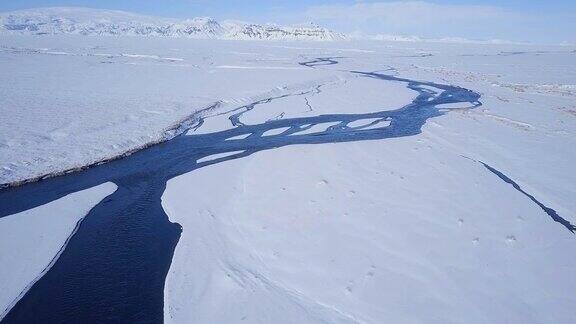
(306, 1, 511, 23)
(306, 1, 510, 27)
(302, 1, 573, 43)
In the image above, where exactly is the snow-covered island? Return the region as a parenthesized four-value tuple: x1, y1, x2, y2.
(0, 6, 575, 324)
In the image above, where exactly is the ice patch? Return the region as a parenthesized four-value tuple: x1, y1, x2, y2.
(225, 133, 252, 141)
(295, 122, 343, 135)
(216, 65, 307, 70)
(347, 118, 391, 129)
(196, 151, 246, 164)
(262, 126, 292, 137)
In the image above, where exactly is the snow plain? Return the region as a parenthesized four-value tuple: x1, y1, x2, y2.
(161, 42, 576, 323)
(0, 35, 343, 186)
(0, 182, 117, 321)
(0, 32, 575, 323)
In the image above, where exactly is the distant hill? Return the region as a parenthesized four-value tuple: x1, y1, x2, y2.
(0, 7, 347, 41)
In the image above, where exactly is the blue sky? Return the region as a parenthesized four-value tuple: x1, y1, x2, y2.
(1, 1, 575, 43)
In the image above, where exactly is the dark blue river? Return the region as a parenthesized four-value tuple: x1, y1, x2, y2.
(0, 59, 483, 323)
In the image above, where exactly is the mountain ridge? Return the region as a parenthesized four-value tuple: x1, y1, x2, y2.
(0, 7, 346, 41)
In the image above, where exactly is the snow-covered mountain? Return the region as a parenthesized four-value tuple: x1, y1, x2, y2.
(0, 7, 346, 41)
(221, 21, 344, 41)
